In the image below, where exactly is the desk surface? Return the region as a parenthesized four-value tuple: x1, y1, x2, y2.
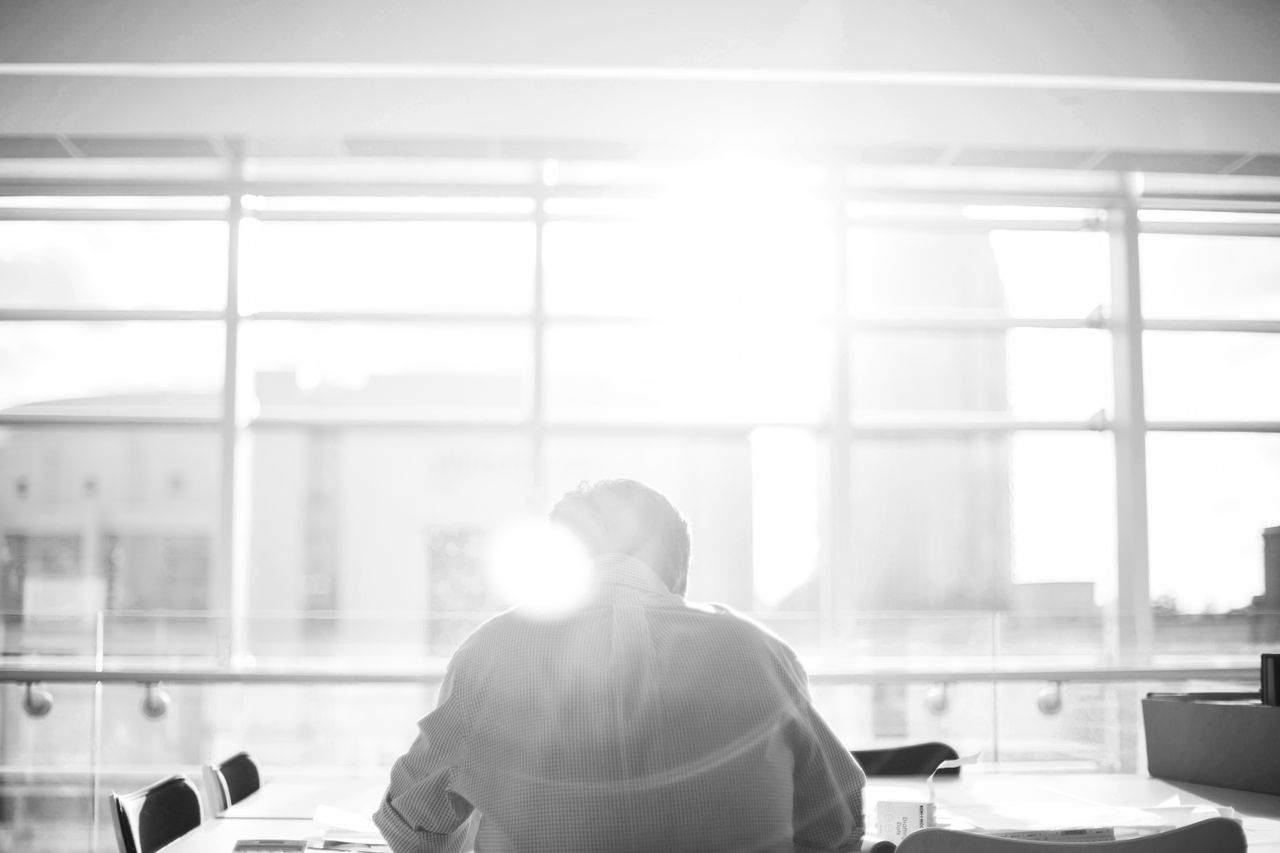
(221, 777, 385, 820)
(190, 771, 1280, 851)
(161, 818, 317, 853)
(919, 771, 1280, 850)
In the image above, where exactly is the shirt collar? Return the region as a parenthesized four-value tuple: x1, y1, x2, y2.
(594, 553, 672, 596)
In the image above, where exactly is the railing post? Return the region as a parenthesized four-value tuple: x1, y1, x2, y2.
(90, 610, 104, 852)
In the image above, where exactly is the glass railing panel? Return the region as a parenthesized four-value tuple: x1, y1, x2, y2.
(812, 681, 995, 760)
(0, 681, 97, 853)
(990, 676, 1258, 773)
(197, 682, 436, 774)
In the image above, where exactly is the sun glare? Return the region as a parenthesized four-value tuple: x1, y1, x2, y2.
(636, 158, 832, 321)
(751, 428, 820, 608)
(484, 517, 595, 619)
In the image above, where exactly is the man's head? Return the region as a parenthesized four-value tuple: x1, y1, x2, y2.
(550, 479, 690, 595)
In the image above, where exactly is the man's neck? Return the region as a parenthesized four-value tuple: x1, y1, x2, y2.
(594, 553, 672, 595)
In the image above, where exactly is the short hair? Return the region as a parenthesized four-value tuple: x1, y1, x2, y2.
(550, 479, 690, 595)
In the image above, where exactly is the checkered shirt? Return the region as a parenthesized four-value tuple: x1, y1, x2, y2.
(374, 556, 866, 853)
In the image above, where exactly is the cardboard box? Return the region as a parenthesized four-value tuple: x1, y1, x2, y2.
(1143, 692, 1280, 795)
(875, 800, 935, 844)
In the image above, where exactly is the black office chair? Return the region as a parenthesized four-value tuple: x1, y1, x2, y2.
(896, 816, 1246, 852)
(201, 750, 261, 815)
(851, 741, 961, 777)
(110, 774, 204, 853)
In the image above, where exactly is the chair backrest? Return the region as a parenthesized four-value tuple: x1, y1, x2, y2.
(203, 751, 261, 815)
(896, 817, 1247, 853)
(109, 774, 203, 853)
(851, 741, 961, 777)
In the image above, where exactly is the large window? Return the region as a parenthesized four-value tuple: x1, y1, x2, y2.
(1, 162, 1278, 663)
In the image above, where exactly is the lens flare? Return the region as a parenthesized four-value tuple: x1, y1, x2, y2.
(484, 518, 594, 619)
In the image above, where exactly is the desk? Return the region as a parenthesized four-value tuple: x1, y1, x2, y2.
(881, 770, 1280, 850)
(221, 778, 385, 820)
(160, 819, 317, 853)
(174, 771, 1280, 851)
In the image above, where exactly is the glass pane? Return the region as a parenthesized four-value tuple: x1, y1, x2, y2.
(849, 230, 1108, 318)
(851, 329, 1111, 419)
(0, 322, 224, 414)
(1147, 433, 1280, 613)
(996, 611, 1106, 662)
(993, 681, 1117, 768)
(1141, 234, 1280, 319)
(246, 429, 533, 655)
(1009, 433, 1116, 598)
(850, 433, 1115, 609)
(239, 322, 531, 420)
(239, 220, 534, 313)
(809, 680, 994, 760)
(0, 220, 227, 309)
(545, 322, 831, 423)
(1144, 332, 1280, 420)
(0, 427, 221, 625)
(0, 681, 97, 850)
(544, 203, 836, 319)
(545, 434, 756, 608)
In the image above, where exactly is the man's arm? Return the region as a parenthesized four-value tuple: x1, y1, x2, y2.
(777, 649, 867, 853)
(791, 701, 867, 853)
(374, 654, 477, 853)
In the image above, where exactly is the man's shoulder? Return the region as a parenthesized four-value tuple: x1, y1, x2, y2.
(682, 600, 801, 658)
(453, 608, 530, 653)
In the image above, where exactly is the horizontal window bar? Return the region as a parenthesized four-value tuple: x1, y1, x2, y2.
(0, 309, 226, 322)
(247, 210, 532, 223)
(0, 415, 1121, 433)
(0, 208, 227, 221)
(850, 315, 1102, 331)
(249, 414, 532, 430)
(9, 415, 1278, 434)
(1146, 420, 1280, 433)
(1139, 222, 1280, 237)
(843, 188, 1125, 209)
(0, 663, 1255, 687)
(0, 310, 1120, 330)
(0, 412, 221, 428)
(1143, 319, 1280, 333)
(9, 312, 1272, 333)
(241, 310, 531, 323)
(0, 181, 541, 197)
(244, 418, 1105, 434)
(1140, 194, 1280, 213)
(844, 216, 1103, 233)
(0, 179, 1271, 209)
(849, 417, 1107, 433)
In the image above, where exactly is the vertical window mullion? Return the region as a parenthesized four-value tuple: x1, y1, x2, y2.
(1109, 173, 1154, 667)
(531, 167, 549, 509)
(220, 169, 245, 663)
(826, 170, 852, 653)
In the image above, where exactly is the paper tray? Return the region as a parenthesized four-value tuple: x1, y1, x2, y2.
(1142, 691, 1280, 795)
